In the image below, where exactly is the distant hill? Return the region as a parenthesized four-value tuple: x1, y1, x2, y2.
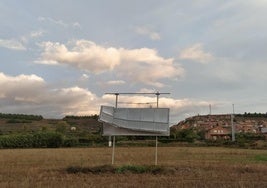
(172, 113, 267, 134)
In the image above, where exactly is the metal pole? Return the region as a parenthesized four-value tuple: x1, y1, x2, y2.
(156, 91, 159, 108)
(109, 94, 119, 148)
(112, 136, 115, 165)
(155, 136, 158, 165)
(111, 93, 119, 164)
(155, 91, 160, 165)
(209, 104, 211, 115)
(231, 104, 235, 142)
(115, 93, 119, 108)
(108, 136, 112, 147)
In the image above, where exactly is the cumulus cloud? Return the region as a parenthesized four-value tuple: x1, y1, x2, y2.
(116, 48, 183, 87)
(37, 40, 184, 87)
(135, 26, 161, 41)
(37, 40, 121, 73)
(0, 72, 45, 102)
(0, 72, 101, 117)
(179, 43, 213, 64)
(47, 87, 100, 116)
(0, 39, 26, 50)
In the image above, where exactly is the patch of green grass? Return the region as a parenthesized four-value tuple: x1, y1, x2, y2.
(255, 155, 267, 162)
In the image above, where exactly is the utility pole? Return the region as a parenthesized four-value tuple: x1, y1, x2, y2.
(231, 104, 235, 142)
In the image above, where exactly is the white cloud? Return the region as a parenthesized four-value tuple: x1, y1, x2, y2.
(38, 16, 67, 27)
(47, 87, 100, 116)
(135, 26, 161, 41)
(179, 43, 213, 64)
(73, 22, 81, 29)
(0, 39, 26, 50)
(38, 16, 81, 29)
(30, 30, 45, 38)
(37, 40, 121, 73)
(34, 60, 59, 65)
(81, 73, 89, 80)
(37, 40, 184, 87)
(138, 88, 157, 93)
(0, 72, 45, 102)
(106, 80, 126, 85)
(0, 72, 100, 117)
(117, 47, 183, 87)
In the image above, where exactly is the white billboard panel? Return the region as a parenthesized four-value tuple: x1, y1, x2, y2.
(99, 106, 170, 136)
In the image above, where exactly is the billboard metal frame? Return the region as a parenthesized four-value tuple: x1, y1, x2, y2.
(102, 92, 170, 165)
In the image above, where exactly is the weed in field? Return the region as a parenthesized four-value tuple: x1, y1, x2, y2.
(116, 165, 147, 174)
(66, 165, 116, 174)
(66, 165, 176, 175)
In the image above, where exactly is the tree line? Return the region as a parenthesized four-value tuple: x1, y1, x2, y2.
(0, 113, 43, 121)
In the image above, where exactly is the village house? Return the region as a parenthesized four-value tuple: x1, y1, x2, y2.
(260, 127, 267, 139)
(205, 126, 231, 140)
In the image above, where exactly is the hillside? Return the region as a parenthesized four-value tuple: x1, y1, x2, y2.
(173, 113, 267, 133)
(0, 114, 102, 135)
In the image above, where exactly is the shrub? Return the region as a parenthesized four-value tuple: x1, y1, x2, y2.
(66, 165, 174, 175)
(0, 132, 63, 148)
(116, 165, 147, 174)
(33, 132, 63, 148)
(0, 134, 33, 148)
(63, 137, 79, 147)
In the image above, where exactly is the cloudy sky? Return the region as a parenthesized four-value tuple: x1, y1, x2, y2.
(1, 0, 267, 124)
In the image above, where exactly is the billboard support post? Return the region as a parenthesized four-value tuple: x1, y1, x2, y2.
(112, 136, 115, 165)
(111, 93, 119, 164)
(155, 92, 160, 165)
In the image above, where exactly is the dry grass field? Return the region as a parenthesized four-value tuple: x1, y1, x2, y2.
(0, 146, 267, 187)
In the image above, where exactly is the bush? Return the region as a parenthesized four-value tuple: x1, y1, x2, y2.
(173, 128, 200, 142)
(33, 132, 63, 148)
(63, 137, 79, 147)
(0, 132, 63, 148)
(0, 134, 33, 148)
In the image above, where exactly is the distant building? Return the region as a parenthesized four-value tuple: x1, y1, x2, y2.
(205, 126, 231, 140)
(260, 128, 267, 139)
